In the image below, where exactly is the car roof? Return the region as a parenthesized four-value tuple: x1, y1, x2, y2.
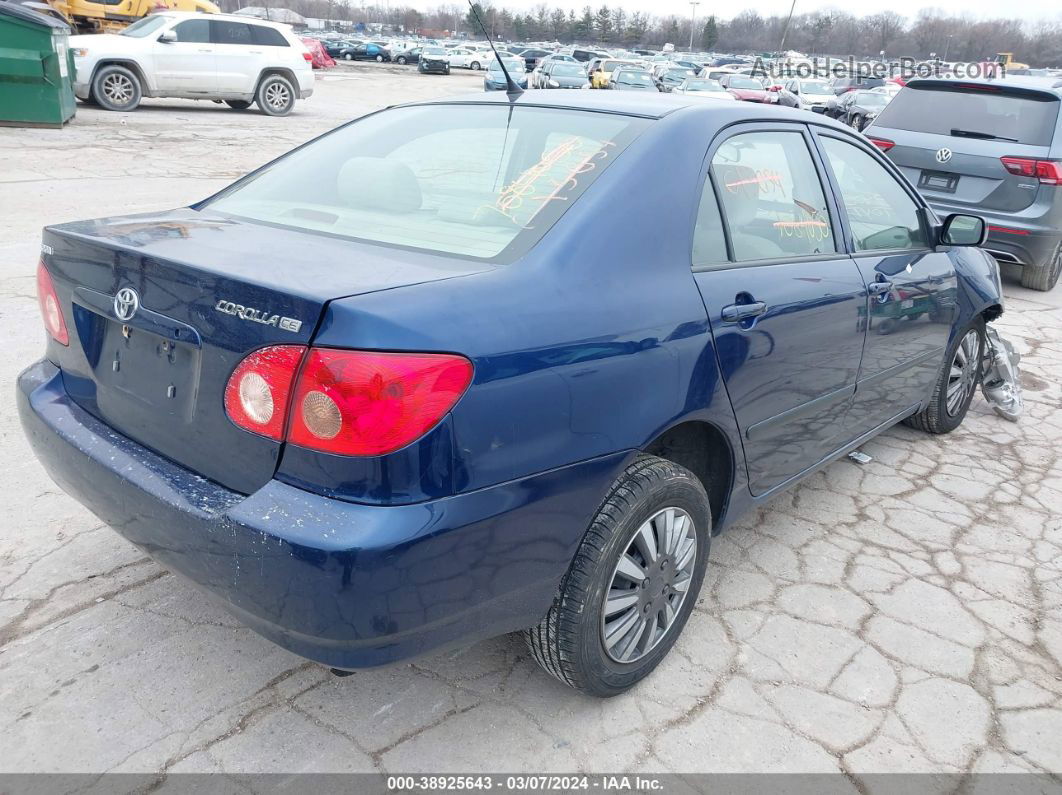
(154, 10, 288, 28)
(404, 90, 851, 124)
(905, 75, 1062, 97)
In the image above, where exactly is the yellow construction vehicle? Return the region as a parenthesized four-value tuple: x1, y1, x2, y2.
(994, 53, 1030, 71)
(20, 0, 218, 34)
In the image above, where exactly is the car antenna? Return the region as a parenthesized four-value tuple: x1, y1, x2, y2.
(466, 0, 523, 99)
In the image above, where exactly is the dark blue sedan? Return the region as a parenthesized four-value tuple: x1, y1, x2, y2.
(19, 93, 1002, 696)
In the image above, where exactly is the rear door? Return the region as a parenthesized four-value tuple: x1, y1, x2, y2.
(211, 20, 260, 94)
(869, 81, 1061, 213)
(152, 18, 216, 94)
(691, 123, 869, 496)
(813, 130, 957, 432)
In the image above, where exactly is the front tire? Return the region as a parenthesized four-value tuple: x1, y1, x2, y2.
(903, 317, 985, 434)
(470, 61, 481, 70)
(524, 455, 711, 697)
(375, 54, 384, 62)
(255, 74, 295, 117)
(344, 53, 353, 61)
(397, 56, 407, 65)
(1020, 242, 1062, 291)
(91, 64, 141, 112)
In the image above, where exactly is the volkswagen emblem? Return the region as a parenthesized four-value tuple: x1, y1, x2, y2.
(113, 287, 139, 322)
(935, 147, 953, 164)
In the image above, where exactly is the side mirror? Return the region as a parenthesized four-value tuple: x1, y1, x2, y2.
(158, 29, 177, 43)
(810, 105, 827, 114)
(940, 214, 987, 247)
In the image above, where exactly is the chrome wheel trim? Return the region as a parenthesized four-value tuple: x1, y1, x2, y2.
(102, 73, 134, 105)
(600, 507, 696, 664)
(263, 81, 290, 111)
(946, 329, 980, 416)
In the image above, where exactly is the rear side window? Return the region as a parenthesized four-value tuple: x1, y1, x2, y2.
(202, 105, 649, 261)
(251, 25, 288, 46)
(709, 131, 836, 261)
(821, 137, 927, 252)
(212, 21, 253, 45)
(873, 85, 1059, 146)
(173, 19, 210, 43)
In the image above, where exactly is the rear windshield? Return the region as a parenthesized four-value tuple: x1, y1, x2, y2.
(202, 105, 649, 261)
(728, 77, 761, 90)
(873, 85, 1060, 145)
(687, 80, 722, 91)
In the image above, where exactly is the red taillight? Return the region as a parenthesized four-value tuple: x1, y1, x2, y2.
(36, 260, 69, 346)
(288, 350, 473, 456)
(1000, 156, 1062, 185)
(302, 50, 313, 61)
(224, 345, 305, 441)
(867, 136, 895, 152)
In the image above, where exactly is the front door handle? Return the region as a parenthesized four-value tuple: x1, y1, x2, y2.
(868, 281, 893, 296)
(721, 301, 768, 322)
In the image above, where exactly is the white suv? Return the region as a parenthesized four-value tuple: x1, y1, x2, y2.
(70, 12, 314, 116)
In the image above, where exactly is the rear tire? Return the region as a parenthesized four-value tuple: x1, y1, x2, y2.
(375, 54, 384, 62)
(1020, 242, 1062, 291)
(903, 317, 985, 434)
(397, 56, 407, 65)
(225, 100, 252, 110)
(255, 74, 295, 117)
(91, 64, 141, 112)
(524, 455, 712, 697)
(470, 61, 481, 70)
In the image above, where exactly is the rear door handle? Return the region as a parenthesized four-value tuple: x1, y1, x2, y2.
(868, 281, 893, 296)
(720, 301, 768, 322)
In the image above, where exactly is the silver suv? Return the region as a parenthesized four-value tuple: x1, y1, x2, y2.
(867, 77, 1062, 291)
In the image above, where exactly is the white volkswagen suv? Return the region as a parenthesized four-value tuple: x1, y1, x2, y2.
(70, 12, 314, 116)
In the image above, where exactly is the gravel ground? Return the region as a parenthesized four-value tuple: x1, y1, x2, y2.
(1, 64, 1061, 783)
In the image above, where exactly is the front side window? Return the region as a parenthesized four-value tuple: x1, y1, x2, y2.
(710, 130, 836, 261)
(173, 19, 210, 43)
(203, 105, 649, 261)
(821, 136, 927, 252)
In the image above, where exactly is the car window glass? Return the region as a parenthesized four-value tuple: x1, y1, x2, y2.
(251, 25, 288, 47)
(212, 21, 253, 45)
(711, 130, 836, 261)
(204, 105, 648, 261)
(821, 136, 927, 251)
(173, 19, 210, 43)
(692, 174, 728, 266)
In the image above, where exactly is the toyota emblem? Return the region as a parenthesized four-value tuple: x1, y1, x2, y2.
(113, 287, 140, 322)
(935, 147, 953, 164)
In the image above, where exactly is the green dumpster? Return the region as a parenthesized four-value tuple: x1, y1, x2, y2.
(0, 1, 76, 127)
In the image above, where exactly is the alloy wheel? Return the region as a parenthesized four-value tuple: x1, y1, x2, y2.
(102, 73, 134, 106)
(946, 329, 980, 416)
(600, 507, 697, 664)
(264, 82, 290, 112)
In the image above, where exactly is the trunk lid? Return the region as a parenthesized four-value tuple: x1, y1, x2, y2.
(43, 208, 492, 494)
(870, 80, 1060, 213)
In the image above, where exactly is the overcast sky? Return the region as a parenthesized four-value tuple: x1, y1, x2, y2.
(422, 0, 1062, 23)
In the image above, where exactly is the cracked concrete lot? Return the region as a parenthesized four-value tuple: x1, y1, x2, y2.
(2, 64, 1061, 782)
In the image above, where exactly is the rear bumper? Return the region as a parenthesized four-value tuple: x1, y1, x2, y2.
(18, 359, 626, 668)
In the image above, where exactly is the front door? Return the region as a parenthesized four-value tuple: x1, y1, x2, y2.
(814, 132, 957, 432)
(152, 18, 216, 94)
(691, 124, 869, 496)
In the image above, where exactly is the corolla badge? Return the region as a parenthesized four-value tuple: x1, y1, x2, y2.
(215, 299, 303, 333)
(113, 287, 139, 321)
(935, 147, 953, 164)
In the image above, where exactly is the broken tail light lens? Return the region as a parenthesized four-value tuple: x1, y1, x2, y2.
(224, 345, 306, 441)
(37, 260, 69, 346)
(288, 350, 474, 456)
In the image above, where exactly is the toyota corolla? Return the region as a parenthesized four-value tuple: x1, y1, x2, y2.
(19, 92, 1002, 696)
